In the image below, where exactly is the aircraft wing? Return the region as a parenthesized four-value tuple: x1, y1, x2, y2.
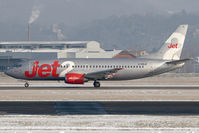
(84, 68, 122, 80)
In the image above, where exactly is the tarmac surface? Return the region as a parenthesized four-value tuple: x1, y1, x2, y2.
(0, 101, 199, 115)
(0, 85, 199, 101)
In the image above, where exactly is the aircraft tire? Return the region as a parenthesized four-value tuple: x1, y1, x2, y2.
(24, 82, 29, 88)
(93, 81, 100, 88)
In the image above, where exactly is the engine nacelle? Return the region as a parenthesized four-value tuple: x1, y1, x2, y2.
(65, 73, 85, 84)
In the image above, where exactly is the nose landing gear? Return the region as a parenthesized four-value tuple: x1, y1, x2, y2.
(93, 81, 100, 88)
(24, 82, 29, 88)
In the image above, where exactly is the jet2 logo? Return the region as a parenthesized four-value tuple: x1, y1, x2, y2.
(168, 38, 178, 49)
(25, 61, 60, 78)
(168, 43, 178, 48)
(59, 61, 75, 77)
(25, 61, 75, 78)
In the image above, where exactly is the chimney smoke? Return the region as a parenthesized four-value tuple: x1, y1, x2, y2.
(29, 8, 40, 24)
(27, 7, 40, 41)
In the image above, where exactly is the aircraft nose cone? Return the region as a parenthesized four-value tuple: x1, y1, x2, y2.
(5, 69, 12, 76)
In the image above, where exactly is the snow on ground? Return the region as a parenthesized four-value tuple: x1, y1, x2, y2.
(0, 115, 199, 130)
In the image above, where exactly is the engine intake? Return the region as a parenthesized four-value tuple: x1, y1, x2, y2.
(65, 73, 85, 84)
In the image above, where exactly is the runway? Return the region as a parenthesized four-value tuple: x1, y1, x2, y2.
(0, 101, 199, 115)
(0, 85, 199, 101)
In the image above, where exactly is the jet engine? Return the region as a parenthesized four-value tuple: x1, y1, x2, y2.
(65, 73, 87, 84)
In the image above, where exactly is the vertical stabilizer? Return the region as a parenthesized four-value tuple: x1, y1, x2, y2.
(145, 25, 188, 60)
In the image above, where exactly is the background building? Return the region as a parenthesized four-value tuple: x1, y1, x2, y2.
(0, 41, 121, 59)
(113, 50, 147, 58)
(0, 41, 121, 71)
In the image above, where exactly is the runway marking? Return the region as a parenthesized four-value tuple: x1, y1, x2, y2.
(54, 102, 107, 115)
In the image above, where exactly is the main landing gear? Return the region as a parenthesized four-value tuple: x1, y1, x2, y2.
(93, 81, 100, 88)
(24, 82, 29, 88)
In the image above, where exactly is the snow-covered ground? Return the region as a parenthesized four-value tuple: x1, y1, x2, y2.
(0, 115, 199, 130)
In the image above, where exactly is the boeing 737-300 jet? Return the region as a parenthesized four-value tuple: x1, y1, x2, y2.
(5, 25, 189, 87)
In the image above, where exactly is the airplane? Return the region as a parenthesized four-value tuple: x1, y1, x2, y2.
(5, 24, 189, 88)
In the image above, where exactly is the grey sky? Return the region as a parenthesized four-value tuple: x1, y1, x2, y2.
(0, 0, 199, 25)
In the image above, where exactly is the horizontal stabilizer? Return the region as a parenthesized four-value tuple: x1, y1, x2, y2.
(166, 58, 192, 65)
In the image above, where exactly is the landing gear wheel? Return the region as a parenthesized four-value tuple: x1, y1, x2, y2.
(93, 81, 100, 88)
(24, 82, 29, 88)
